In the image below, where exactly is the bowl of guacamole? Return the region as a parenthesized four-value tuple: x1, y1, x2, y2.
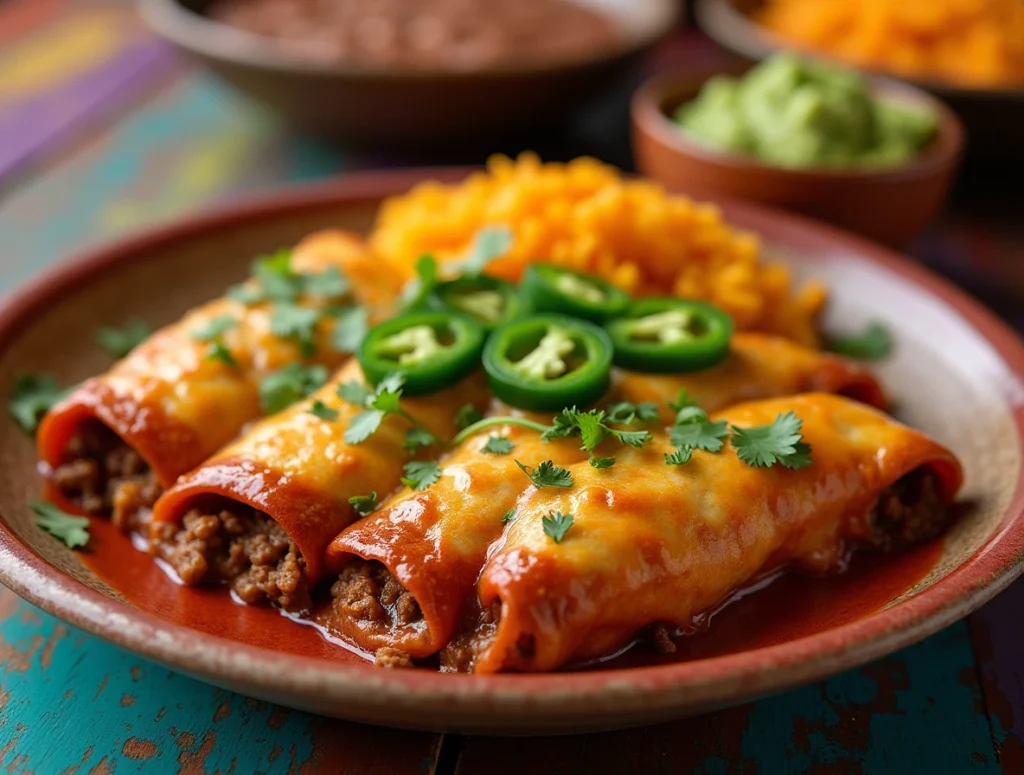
(673, 53, 940, 169)
(631, 52, 964, 247)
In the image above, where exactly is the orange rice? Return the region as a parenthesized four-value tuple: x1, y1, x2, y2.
(370, 154, 826, 346)
(757, 0, 1024, 89)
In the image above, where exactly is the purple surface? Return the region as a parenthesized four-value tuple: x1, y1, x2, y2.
(0, 38, 176, 185)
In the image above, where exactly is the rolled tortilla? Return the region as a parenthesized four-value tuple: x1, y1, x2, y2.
(38, 231, 401, 529)
(464, 393, 962, 673)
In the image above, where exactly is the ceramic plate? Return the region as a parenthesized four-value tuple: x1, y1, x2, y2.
(1, 168, 1022, 734)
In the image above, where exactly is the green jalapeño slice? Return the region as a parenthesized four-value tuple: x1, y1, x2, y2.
(605, 298, 733, 373)
(358, 312, 486, 395)
(426, 275, 527, 330)
(483, 314, 613, 411)
(521, 264, 630, 323)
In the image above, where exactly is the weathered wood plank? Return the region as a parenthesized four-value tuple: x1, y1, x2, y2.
(0, 588, 440, 774)
(453, 622, 998, 774)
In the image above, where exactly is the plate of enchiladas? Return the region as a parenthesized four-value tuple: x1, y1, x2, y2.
(1, 156, 1023, 733)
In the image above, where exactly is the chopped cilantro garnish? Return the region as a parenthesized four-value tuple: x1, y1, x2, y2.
(8, 374, 69, 434)
(516, 459, 573, 489)
(542, 407, 651, 454)
(453, 226, 513, 276)
(349, 492, 378, 517)
(669, 407, 729, 453)
(500, 509, 516, 524)
(31, 501, 89, 549)
(828, 322, 892, 361)
(589, 456, 615, 469)
(401, 460, 442, 491)
(336, 381, 371, 406)
(542, 511, 574, 544)
(302, 266, 349, 299)
(206, 340, 237, 367)
(340, 373, 435, 447)
(270, 302, 321, 356)
(259, 363, 329, 415)
(95, 319, 151, 358)
(190, 315, 236, 341)
(613, 429, 652, 448)
(455, 403, 485, 431)
(403, 427, 437, 453)
(330, 305, 368, 353)
(664, 447, 693, 466)
(482, 436, 514, 455)
(309, 400, 339, 420)
(668, 389, 698, 413)
(605, 401, 661, 425)
(731, 411, 813, 469)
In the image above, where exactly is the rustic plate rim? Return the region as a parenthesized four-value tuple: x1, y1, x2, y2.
(1, 167, 1023, 729)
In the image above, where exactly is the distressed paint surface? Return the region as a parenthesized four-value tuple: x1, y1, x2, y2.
(0, 588, 441, 774)
(0, 4, 1021, 772)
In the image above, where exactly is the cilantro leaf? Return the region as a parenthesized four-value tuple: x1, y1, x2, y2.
(337, 381, 372, 406)
(455, 226, 513, 275)
(330, 306, 368, 353)
(259, 363, 329, 415)
(401, 460, 442, 491)
(270, 303, 321, 356)
(482, 436, 514, 455)
(828, 322, 892, 361)
(227, 284, 264, 305)
(731, 411, 813, 469)
(30, 501, 89, 549)
(500, 509, 516, 524)
(403, 427, 437, 453)
(542, 511, 574, 544)
(375, 372, 406, 397)
(345, 410, 385, 444)
(516, 459, 573, 489)
(302, 266, 349, 299)
(400, 254, 439, 307)
(589, 456, 615, 469)
(349, 492, 377, 517)
(190, 315, 236, 341)
(540, 409, 578, 442)
(670, 408, 729, 453)
(309, 400, 338, 420)
(573, 410, 609, 451)
(606, 401, 661, 425)
(8, 374, 69, 433)
(668, 389, 698, 413)
(253, 249, 301, 302)
(455, 404, 485, 431)
(95, 319, 151, 358)
(206, 340, 237, 367)
(664, 447, 693, 466)
(611, 429, 651, 448)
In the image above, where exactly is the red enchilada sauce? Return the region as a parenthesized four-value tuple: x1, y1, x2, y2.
(80, 515, 944, 671)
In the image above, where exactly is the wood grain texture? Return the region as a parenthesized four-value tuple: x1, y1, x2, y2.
(0, 588, 441, 774)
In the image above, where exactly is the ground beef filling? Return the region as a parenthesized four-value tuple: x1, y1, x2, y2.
(868, 469, 949, 552)
(151, 506, 311, 613)
(329, 560, 424, 646)
(439, 601, 502, 673)
(50, 421, 160, 532)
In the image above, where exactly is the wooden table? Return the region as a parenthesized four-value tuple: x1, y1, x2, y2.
(1, 2, 1022, 772)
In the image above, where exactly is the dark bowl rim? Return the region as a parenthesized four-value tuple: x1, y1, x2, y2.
(0, 167, 1022, 732)
(141, 0, 681, 80)
(695, 0, 1024, 101)
(631, 64, 966, 182)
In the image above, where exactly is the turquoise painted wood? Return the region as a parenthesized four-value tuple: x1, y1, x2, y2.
(0, 7, 1021, 772)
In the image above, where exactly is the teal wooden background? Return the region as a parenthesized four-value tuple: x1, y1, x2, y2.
(1, 2, 1022, 772)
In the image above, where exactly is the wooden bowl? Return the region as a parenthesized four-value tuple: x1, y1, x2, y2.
(1, 168, 1023, 734)
(141, 0, 680, 149)
(631, 66, 965, 248)
(695, 0, 1024, 156)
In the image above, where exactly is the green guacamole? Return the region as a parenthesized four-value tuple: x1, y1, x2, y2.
(674, 53, 938, 169)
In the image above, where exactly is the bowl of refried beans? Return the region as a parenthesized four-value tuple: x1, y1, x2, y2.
(142, 0, 680, 147)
